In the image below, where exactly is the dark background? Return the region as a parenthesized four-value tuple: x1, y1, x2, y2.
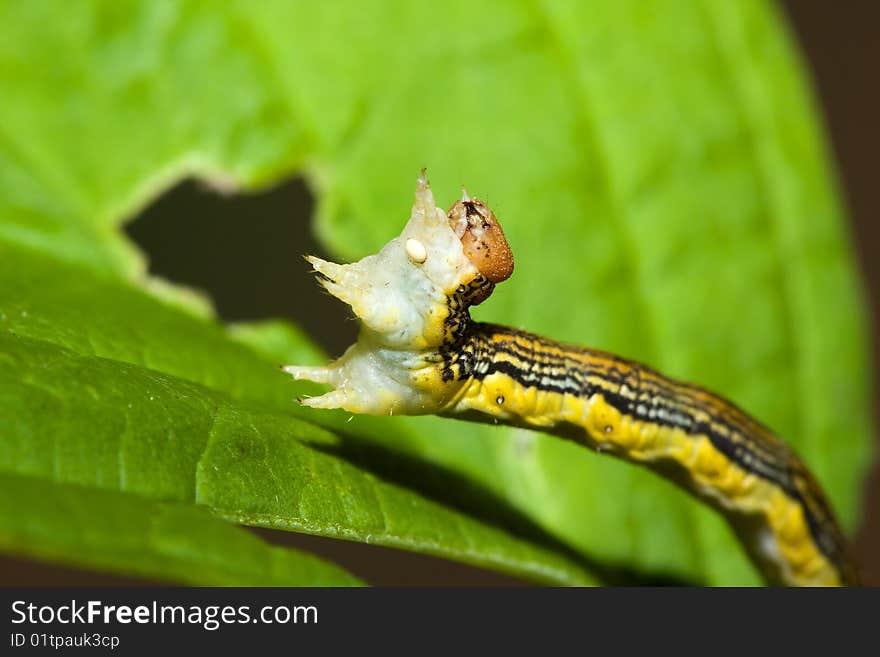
(4, 1, 878, 586)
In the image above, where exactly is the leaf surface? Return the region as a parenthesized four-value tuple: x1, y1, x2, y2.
(0, 472, 363, 586)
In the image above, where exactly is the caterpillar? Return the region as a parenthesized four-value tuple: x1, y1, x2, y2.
(284, 171, 857, 586)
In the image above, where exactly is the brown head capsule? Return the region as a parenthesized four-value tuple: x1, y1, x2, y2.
(447, 192, 514, 284)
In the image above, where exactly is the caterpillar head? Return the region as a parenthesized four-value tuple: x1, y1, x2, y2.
(447, 193, 514, 287)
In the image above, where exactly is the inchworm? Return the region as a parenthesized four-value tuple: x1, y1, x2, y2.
(284, 171, 857, 586)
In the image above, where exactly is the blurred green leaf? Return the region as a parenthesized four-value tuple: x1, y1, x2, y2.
(0, 0, 872, 584)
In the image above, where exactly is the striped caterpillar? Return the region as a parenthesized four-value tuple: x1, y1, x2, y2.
(284, 172, 857, 586)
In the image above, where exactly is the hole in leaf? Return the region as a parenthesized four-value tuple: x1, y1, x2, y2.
(125, 178, 355, 356)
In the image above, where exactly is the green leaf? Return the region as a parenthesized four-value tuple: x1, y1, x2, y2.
(0, 472, 363, 586)
(0, 0, 872, 584)
(0, 243, 599, 585)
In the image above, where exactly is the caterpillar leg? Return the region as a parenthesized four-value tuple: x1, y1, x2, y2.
(298, 389, 353, 410)
(282, 364, 341, 386)
(282, 364, 349, 410)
